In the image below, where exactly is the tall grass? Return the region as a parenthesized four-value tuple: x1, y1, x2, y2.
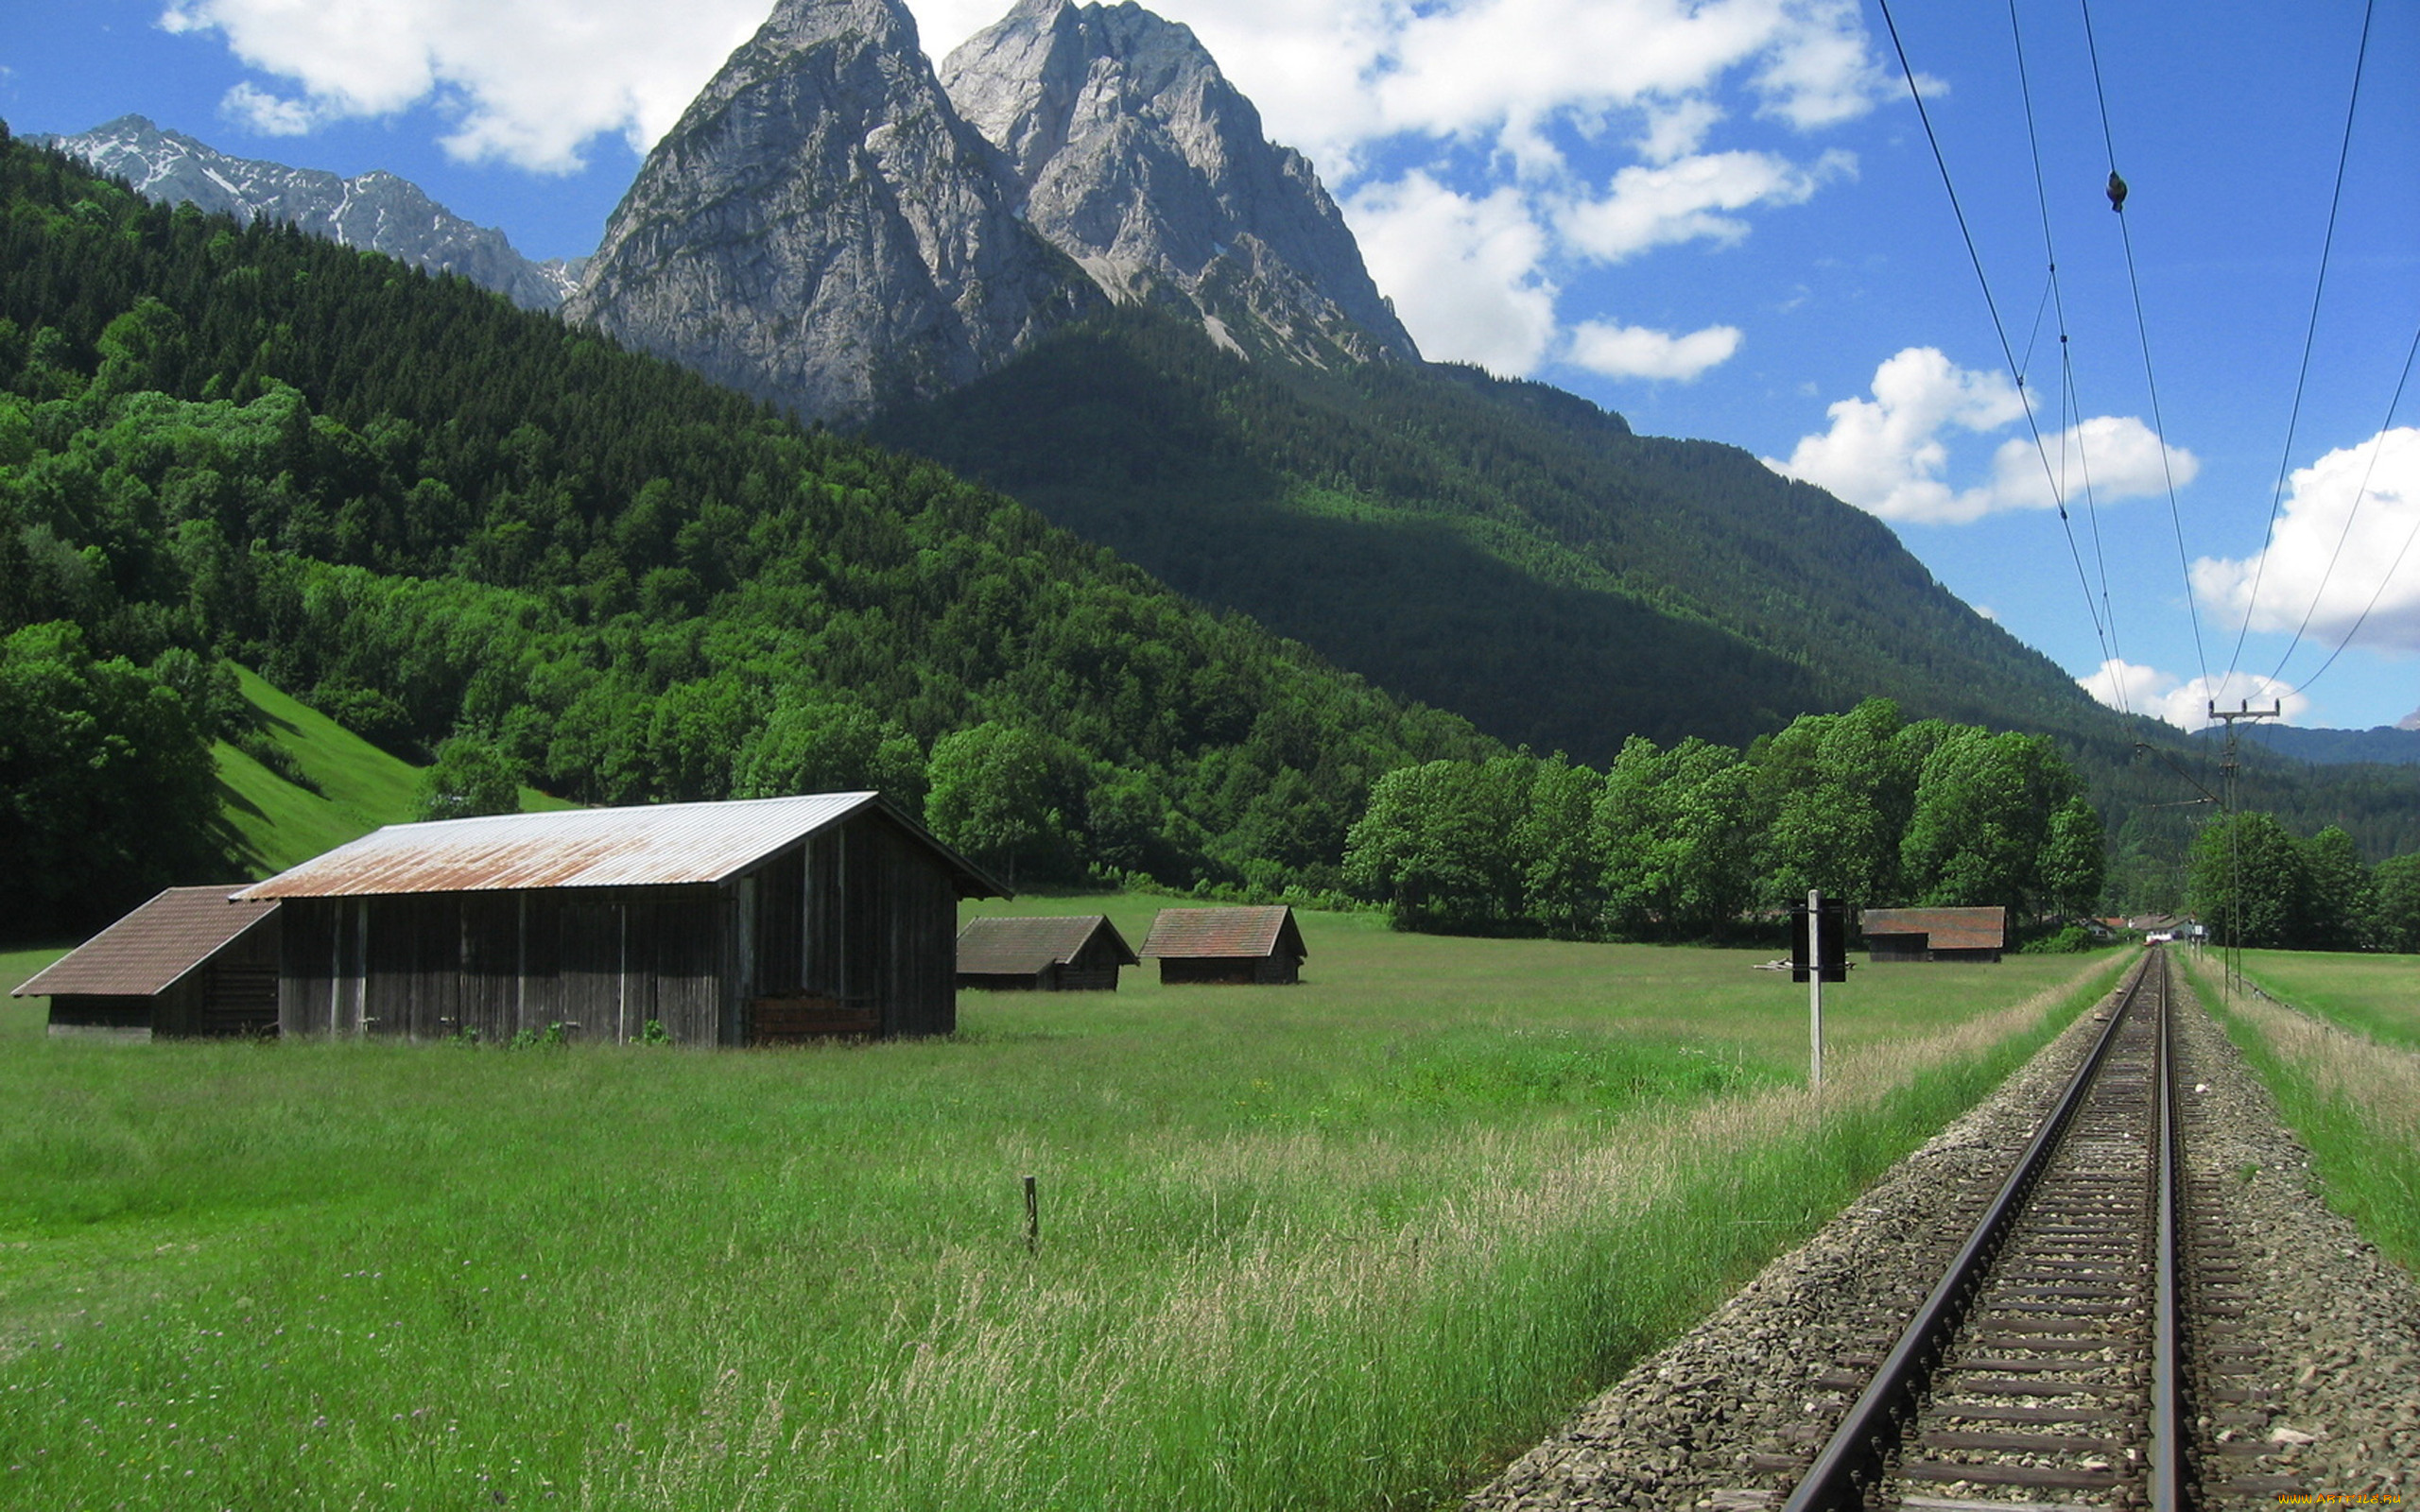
(2185, 955, 2420, 1272)
(2235, 948, 2420, 1051)
(0, 915, 2120, 1509)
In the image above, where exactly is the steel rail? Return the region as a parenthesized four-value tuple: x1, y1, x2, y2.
(1778, 953, 2153, 1512)
(2151, 947, 2185, 1510)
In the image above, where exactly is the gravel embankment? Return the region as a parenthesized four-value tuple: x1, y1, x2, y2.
(1467, 955, 2420, 1510)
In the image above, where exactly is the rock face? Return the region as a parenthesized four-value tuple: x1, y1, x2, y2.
(38, 116, 571, 311)
(569, 0, 1413, 421)
(564, 0, 1101, 422)
(942, 0, 1416, 367)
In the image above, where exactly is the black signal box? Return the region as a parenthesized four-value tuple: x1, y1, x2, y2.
(1790, 898, 1848, 983)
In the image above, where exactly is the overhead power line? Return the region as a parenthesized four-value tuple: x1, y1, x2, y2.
(2011, 0, 2121, 679)
(1872, 0, 2121, 705)
(2221, 0, 2378, 682)
(2077, 0, 2208, 691)
(2288, 318, 2420, 693)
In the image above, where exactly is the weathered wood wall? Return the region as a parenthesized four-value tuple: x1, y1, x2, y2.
(275, 809, 964, 1045)
(1159, 954, 1301, 986)
(278, 886, 731, 1043)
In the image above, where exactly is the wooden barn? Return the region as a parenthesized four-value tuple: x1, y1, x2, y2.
(1141, 905, 1305, 985)
(1860, 906, 2007, 964)
(956, 915, 1139, 991)
(10, 886, 282, 1039)
(234, 792, 1007, 1045)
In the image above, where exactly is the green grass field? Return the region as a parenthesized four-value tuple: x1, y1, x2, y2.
(0, 902, 2124, 1510)
(2233, 948, 2420, 1051)
(2186, 951, 2420, 1272)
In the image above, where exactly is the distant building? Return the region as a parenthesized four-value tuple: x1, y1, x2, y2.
(1860, 906, 2006, 964)
(1142, 905, 1305, 985)
(233, 792, 1006, 1044)
(956, 915, 1139, 991)
(12, 885, 282, 1039)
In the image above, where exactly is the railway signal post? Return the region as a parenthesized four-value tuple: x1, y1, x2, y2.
(1791, 890, 1848, 1092)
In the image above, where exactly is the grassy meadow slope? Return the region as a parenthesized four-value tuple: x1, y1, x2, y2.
(213, 665, 427, 875)
(0, 904, 2126, 1509)
(215, 666, 575, 877)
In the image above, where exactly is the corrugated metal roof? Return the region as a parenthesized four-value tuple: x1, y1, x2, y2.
(235, 792, 1007, 900)
(1861, 906, 2007, 952)
(1141, 905, 1305, 961)
(956, 915, 1138, 975)
(13, 886, 278, 998)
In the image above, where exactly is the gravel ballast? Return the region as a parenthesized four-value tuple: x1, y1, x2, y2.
(1467, 954, 2420, 1510)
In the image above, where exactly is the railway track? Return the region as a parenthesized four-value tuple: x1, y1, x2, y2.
(1753, 946, 2273, 1511)
(1476, 949, 2419, 1512)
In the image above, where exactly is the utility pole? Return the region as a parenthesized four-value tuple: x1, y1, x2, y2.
(2207, 698, 2281, 1001)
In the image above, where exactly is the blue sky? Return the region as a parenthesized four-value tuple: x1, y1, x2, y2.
(5, 0, 2415, 731)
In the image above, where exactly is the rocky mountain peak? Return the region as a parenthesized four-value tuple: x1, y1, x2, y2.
(567, 0, 1414, 422)
(35, 115, 571, 311)
(564, 0, 1101, 423)
(941, 0, 1417, 367)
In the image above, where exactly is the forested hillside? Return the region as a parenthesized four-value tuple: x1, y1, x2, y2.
(5, 127, 2410, 938)
(875, 307, 2420, 878)
(874, 307, 2112, 757)
(0, 127, 1491, 932)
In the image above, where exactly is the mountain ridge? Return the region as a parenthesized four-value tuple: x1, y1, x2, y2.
(32, 114, 575, 311)
(567, 0, 1413, 421)
(941, 0, 1417, 369)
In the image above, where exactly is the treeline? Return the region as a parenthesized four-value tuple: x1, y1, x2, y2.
(883, 292, 2420, 885)
(0, 127, 1491, 932)
(1341, 698, 2106, 941)
(2189, 813, 2420, 953)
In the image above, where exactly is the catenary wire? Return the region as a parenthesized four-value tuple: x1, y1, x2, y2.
(2218, 0, 2377, 681)
(2011, 0, 2122, 688)
(2077, 0, 2209, 692)
(1872, 0, 2120, 704)
(2290, 318, 2420, 693)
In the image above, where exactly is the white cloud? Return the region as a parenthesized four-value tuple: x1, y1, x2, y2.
(2077, 662, 2309, 730)
(1331, 0, 1891, 166)
(1748, 0, 1893, 129)
(1555, 147, 1849, 262)
(1763, 347, 2025, 523)
(2190, 427, 2420, 654)
(1634, 97, 1722, 164)
(1344, 172, 1558, 373)
(220, 81, 320, 136)
(1565, 319, 1740, 381)
(150, 0, 1890, 374)
(1767, 347, 2194, 525)
(159, 0, 768, 171)
(1984, 413, 2199, 512)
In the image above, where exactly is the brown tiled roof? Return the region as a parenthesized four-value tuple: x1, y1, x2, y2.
(1141, 905, 1305, 961)
(235, 792, 1006, 900)
(13, 886, 278, 998)
(1860, 906, 2006, 952)
(956, 915, 1138, 975)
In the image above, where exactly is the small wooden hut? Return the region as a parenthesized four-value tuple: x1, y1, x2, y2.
(234, 792, 1006, 1045)
(1860, 906, 2006, 963)
(955, 915, 1139, 991)
(1141, 905, 1305, 985)
(11, 885, 282, 1038)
